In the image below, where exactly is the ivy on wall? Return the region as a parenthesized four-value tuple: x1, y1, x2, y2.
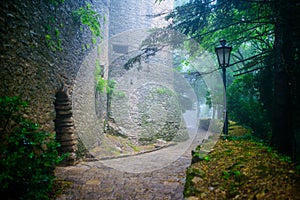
(73, 2, 105, 45)
(44, 1, 104, 51)
(0, 96, 67, 199)
(94, 60, 115, 94)
(49, 0, 65, 6)
(45, 25, 63, 51)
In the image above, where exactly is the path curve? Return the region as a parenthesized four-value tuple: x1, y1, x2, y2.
(55, 129, 214, 200)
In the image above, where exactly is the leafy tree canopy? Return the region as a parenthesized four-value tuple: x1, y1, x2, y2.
(165, 0, 276, 75)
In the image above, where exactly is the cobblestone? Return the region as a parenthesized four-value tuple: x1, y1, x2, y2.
(55, 130, 216, 199)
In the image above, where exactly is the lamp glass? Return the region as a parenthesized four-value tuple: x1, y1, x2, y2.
(215, 46, 232, 67)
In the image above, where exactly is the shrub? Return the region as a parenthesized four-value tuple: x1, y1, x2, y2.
(227, 74, 271, 141)
(0, 96, 65, 199)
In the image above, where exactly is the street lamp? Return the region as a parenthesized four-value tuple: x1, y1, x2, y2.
(215, 39, 232, 135)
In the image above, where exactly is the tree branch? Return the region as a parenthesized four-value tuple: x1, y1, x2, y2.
(230, 51, 271, 70)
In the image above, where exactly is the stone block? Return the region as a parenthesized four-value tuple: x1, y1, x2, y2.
(56, 133, 76, 141)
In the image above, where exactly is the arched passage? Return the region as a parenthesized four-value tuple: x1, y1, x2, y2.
(54, 89, 77, 165)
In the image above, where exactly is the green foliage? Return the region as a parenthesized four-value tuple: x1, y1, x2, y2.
(192, 150, 210, 162)
(96, 79, 116, 95)
(73, 2, 104, 44)
(113, 91, 126, 99)
(223, 133, 255, 142)
(205, 91, 212, 108)
(154, 87, 174, 96)
(222, 169, 241, 181)
(167, 0, 274, 54)
(165, 0, 300, 159)
(127, 142, 140, 152)
(96, 77, 107, 93)
(204, 84, 224, 120)
(155, 0, 164, 3)
(95, 61, 105, 93)
(0, 96, 65, 199)
(94, 61, 116, 94)
(296, 165, 300, 173)
(227, 74, 271, 140)
(184, 167, 202, 197)
(44, 25, 63, 51)
(107, 80, 116, 94)
(49, 0, 65, 6)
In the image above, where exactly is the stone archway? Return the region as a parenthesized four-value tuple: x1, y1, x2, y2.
(54, 88, 77, 165)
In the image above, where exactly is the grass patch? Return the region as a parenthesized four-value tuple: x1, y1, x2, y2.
(127, 142, 140, 152)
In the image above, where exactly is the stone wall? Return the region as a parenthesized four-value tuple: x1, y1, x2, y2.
(109, 0, 152, 36)
(0, 0, 109, 165)
(106, 0, 187, 144)
(0, 0, 176, 164)
(106, 27, 191, 144)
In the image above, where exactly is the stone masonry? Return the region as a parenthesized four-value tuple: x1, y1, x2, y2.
(0, 0, 175, 165)
(0, 0, 109, 165)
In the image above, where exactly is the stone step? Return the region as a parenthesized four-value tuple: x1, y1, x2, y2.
(54, 118, 74, 123)
(60, 140, 77, 147)
(55, 122, 74, 128)
(56, 110, 73, 115)
(56, 133, 75, 141)
(55, 114, 73, 119)
(59, 145, 77, 152)
(55, 105, 71, 110)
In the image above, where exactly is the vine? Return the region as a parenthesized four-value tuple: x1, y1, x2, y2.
(49, 0, 65, 6)
(0, 96, 66, 199)
(45, 26, 63, 51)
(73, 2, 105, 45)
(94, 60, 115, 94)
(44, 3, 65, 52)
(44, 1, 104, 52)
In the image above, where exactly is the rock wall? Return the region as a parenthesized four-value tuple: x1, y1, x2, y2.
(109, 0, 152, 36)
(108, 41, 181, 143)
(0, 0, 175, 164)
(0, 0, 109, 165)
(106, 0, 189, 144)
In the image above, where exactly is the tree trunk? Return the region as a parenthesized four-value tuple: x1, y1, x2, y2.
(271, 0, 295, 158)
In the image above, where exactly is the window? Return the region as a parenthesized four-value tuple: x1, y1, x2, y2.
(112, 44, 129, 54)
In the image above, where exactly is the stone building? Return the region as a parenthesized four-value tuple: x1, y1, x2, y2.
(0, 0, 174, 165)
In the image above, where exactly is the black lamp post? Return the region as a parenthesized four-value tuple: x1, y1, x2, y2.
(215, 39, 232, 135)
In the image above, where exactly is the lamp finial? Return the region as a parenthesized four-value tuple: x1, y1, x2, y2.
(220, 39, 226, 46)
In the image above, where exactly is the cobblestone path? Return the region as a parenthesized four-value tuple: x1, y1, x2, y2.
(55, 130, 213, 200)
